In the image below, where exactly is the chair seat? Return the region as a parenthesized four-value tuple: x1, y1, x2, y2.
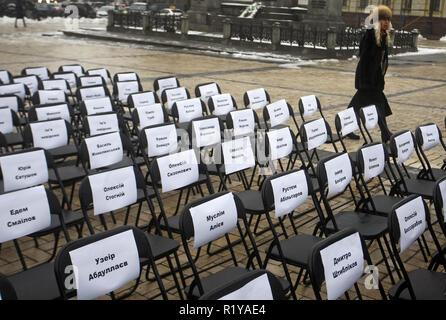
(48, 144, 78, 159)
(327, 133, 340, 143)
(4, 132, 23, 146)
(237, 189, 264, 214)
(326, 211, 388, 239)
(7, 263, 61, 300)
(160, 215, 181, 234)
(269, 234, 323, 268)
(404, 179, 436, 199)
(30, 210, 84, 237)
(144, 233, 180, 261)
(49, 166, 86, 183)
(364, 195, 403, 216)
(388, 269, 446, 300)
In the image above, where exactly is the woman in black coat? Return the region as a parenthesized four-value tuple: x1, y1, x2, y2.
(348, 5, 393, 142)
(14, 0, 27, 28)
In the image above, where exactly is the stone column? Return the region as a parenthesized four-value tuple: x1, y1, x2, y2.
(389, 29, 395, 48)
(222, 18, 231, 45)
(411, 29, 419, 51)
(271, 22, 281, 51)
(107, 10, 114, 31)
(142, 14, 149, 33)
(181, 15, 190, 39)
(326, 26, 337, 51)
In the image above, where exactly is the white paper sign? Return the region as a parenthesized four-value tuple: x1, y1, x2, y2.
(87, 113, 119, 136)
(136, 104, 164, 128)
(87, 69, 111, 84)
(0, 96, 19, 112)
(79, 86, 107, 101)
(266, 100, 290, 128)
(271, 170, 309, 218)
(157, 77, 178, 94)
(218, 273, 274, 300)
(37, 90, 66, 104)
(192, 117, 221, 148)
(30, 119, 68, 149)
(325, 153, 352, 197)
(165, 87, 188, 111)
(145, 124, 178, 158)
(85, 132, 123, 170)
(42, 79, 68, 92)
(337, 108, 359, 137)
(190, 192, 238, 249)
(438, 180, 446, 223)
(14, 76, 38, 95)
(198, 83, 219, 103)
(246, 88, 268, 110)
(131, 92, 156, 108)
(68, 229, 140, 300)
(116, 81, 140, 101)
(0, 108, 13, 134)
(222, 137, 256, 175)
(394, 131, 414, 164)
(62, 65, 83, 77)
(320, 232, 364, 300)
(361, 105, 378, 130)
(230, 109, 255, 136)
(0, 84, 26, 101)
(0, 185, 51, 243)
(419, 124, 439, 151)
(116, 73, 138, 82)
(36, 104, 70, 122)
(0, 71, 10, 84)
(301, 95, 318, 117)
(395, 196, 426, 253)
(361, 144, 385, 180)
(88, 166, 137, 215)
(53, 73, 77, 89)
(84, 97, 113, 115)
(267, 127, 293, 161)
(211, 93, 234, 116)
(25, 67, 49, 80)
(157, 149, 199, 193)
(80, 76, 103, 87)
(176, 98, 203, 123)
(0, 149, 49, 192)
(304, 118, 327, 150)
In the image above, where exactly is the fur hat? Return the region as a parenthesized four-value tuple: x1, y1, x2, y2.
(370, 5, 392, 47)
(378, 5, 392, 20)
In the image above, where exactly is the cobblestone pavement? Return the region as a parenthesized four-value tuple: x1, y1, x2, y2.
(0, 19, 445, 300)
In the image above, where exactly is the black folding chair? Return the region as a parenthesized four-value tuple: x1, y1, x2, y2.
(22, 66, 51, 81)
(194, 82, 221, 106)
(0, 107, 24, 152)
(0, 274, 17, 300)
(263, 99, 300, 133)
(86, 68, 112, 86)
(13, 75, 39, 99)
(76, 85, 111, 102)
(58, 64, 85, 77)
(153, 75, 180, 100)
(207, 92, 238, 123)
(430, 176, 446, 271)
(0, 70, 13, 85)
(161, 86, 190, 115)
(171, 97, 207, 131)
(77, 75, 108, 88)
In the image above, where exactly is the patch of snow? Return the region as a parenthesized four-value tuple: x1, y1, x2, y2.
(440, 36, 446, 42)
(418, 34, 427, 41)
(390, 47, 446, 57)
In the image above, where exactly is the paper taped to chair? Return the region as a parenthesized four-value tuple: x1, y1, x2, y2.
(68, 229, 140, 300)
(117, 73, 137, 82)
(145, 124, 178, 158)
(246, 88, 268, 110)
(136, 104, 164, 128)
(325, 153, 352, 197)
(62, 65, 83, 77)
(25, 67, 49, 80)
(222, 136, 256, 175)
(0, 96, 19, 112)
(192, 117, 221, 148)
(166, 87, 188, 111)
(0, 84, 26, 101)
(219, 273, 274, 300)
(84, 97, 113, 115)
(0, 149, 49, 192)
(211, 93, 234, 116)
(42, 79, 68, 91)
(117, 81, 139, 101)
(88, 69, 111, 84)
(36, 104, 70, 122)
(0, 71, 10, 84)
(131, 92, 156, 108)
(53, 73, 76, 89)
(304, 118, 327, 150)
(88, 166, 137, 215)
(198, 83, 219, 104)
(157, 77, 178, 94)
(267, 127, 293, 161)
(419, 124, 439, 151)
(30, 119, 68, 150)
(320, 232, 364, 300)
(337, 108, 358, 137)
(230, 109, 255, 136)
(394, 131, 414, 164)
(85, 132, 123, 170)
(439, 180, 446, 223)
(38, 90, 66, 104)
(271, 170, 309, 218)
(190, 192, 238, 249)
(80, 76, 103, 87)
(87, 113, 119, 136)
(80, 86, 107, 101)
(301, 95, 318, 117)
(361, 144, 385, 180)
(0, 185, 51, 243)
(176, 98, 202, 123)
(266, 99, 290, 128)
(395, 196, 426, 253)
(0, 108, 13, 134)
(157, 149, 199, 193)
(14, 76, 38, 95)
(362, 105, 378, 130)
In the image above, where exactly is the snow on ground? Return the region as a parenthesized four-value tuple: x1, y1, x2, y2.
(441, 36, 446, 42)
(390, 47, 446, 57)
(0, 16, 107, 25)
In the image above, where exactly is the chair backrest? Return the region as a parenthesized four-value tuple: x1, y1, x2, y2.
(199, 270, 285, 300)
(263, 99, 293, 129)
(433, 176, 446, 238)
(153, 76, 179, 97)
(78, 75, 107, 88)
(0, 70, 13, 85)
(39, 79, 70, 93)
(161, 86, 190, 111)
(54, 225, 149, 300)
(0, 94, 23, 113)
(207, 93, 237, 116)
(113, 72, 140, 83)
(298, 94, 320, 121)
(139, 122, 183, 160)
(388, 130, 415, 166)
(317, 152, 353, 198)
(308, 228, 382, 300)
(82, 111, 122, 137)
(76, 85, 110, 102)
(195, 82, 221, 104)
(358, 105, 379, 143)
(32, 89, 68, 106)
(86, 68, 112, 85)
(357, 142, 387, 181)
(113, 80, 142, 102)
(58, 64, 85, 77)
(127, 90, 160, 109)
(243, 88, 270, 110)
(23, 119, 71, 150)
(132, 103, 168, 130)
(0, 107, 19, 135)
(0, 274, 17, 300)
(334, 107, 361, 152)
(52, 71, 78, 90)
(171, 98, 206, 124)
(13, 75, 40, 96)
(189, 115, 223, 149)
(22, 66, 51, 80)
(226, 108, 259, 137)
(0, 83, 28, 102)
(220, 135, 256, 176)
(414, 123, 445, 180)
(264, 126, 295, 162)
(299, 118, 329, 151)
(80, 96, 115, 116)
(28, 103, 72, 123)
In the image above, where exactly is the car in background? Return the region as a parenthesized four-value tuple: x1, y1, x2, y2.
(0, 0, 40, 19)
(96, 4, 113, 17)
(49, 3, 65, 17)
(147, 3, 169, 14)
(127, 2, 148, 13)
(156, 8, 183, 17)
(62, 2, 96, 18)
